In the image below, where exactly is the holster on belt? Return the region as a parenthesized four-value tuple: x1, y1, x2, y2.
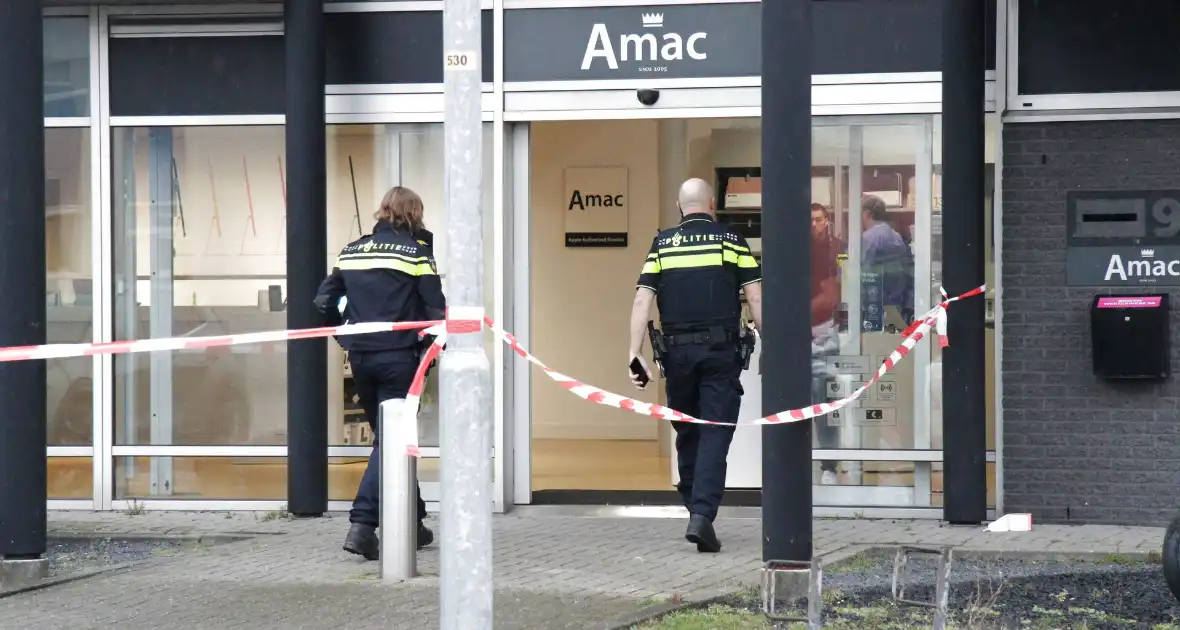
(647, 321, 667, 376)
(737, 324, 756, 370)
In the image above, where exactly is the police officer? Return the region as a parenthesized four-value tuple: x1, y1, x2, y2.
(628, 178, 763, 553)
(315, 186, 446, 561)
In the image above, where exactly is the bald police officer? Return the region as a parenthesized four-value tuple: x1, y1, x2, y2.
(628, 178, 764, 553)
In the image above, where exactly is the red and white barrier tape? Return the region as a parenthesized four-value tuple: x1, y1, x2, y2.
(0, 289, 983, 454)
(483, 285, 986, 428)
(0, 320, 447, 364)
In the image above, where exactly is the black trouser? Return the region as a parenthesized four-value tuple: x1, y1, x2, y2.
(348, 348, 427, 526)
(664, 338, 742, 522)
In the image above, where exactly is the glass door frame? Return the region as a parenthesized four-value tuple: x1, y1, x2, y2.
(326, 122, 507, 514)
(811, 114, 937, 509)
(508, 114, 941, 512)
(323, 125, 450, 509)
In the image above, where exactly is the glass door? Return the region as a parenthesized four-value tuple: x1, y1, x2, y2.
(326, 124, 446, 507)
(811, 116, 937, 508)
(326, 123, 497, 509)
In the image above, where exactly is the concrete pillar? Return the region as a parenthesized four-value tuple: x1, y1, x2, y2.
(941, 0, 988, 524)
(0, 0, 49, 585)
(761, 0, 813, 562)
(285, 0, 328, 515)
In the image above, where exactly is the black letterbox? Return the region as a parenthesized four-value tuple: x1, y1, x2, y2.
(1090, 294, 1170, 380)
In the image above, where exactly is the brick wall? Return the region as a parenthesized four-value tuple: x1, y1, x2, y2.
(1002, 120, 1180, 526)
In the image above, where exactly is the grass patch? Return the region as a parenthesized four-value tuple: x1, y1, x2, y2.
(636, 604, 771, 629)
(638, 602, 1154, 629)
(1096, 553, 1138, 566)
(827, 551, 878, 574)
(634, 589, 1167, 629)
(259, 504, 290, 522)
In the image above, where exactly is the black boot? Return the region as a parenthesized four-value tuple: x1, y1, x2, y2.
(685, 514, 721, 553)
(417, 522, 434, 550)
(343, 523, 380, 560)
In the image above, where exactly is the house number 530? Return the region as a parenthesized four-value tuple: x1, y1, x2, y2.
(444, 51, 478, 71)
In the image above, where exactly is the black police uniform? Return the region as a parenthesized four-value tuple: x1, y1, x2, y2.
(636, 212, 761, 547)
(315, 221, 445, 560)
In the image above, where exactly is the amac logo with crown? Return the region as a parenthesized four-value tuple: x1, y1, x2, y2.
(580, 11, 707, 71)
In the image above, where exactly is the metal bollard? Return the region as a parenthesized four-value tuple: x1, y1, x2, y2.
(379, 398, 418, 583)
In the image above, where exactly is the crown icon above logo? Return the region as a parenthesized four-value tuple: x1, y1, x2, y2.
(641, 12, 664, 27)
(1142, 248, 1155, 258)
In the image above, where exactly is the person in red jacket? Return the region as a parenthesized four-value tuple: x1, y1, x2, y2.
(810, 204, 844, 485)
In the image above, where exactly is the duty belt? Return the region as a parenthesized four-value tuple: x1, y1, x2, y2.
(663, 328, 736, 347)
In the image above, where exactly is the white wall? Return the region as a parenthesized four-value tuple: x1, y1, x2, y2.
(529, 120, 663, 441)
(529, 118, 769, 441)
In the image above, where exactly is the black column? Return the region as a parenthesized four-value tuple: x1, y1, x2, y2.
(0, 0, 47, 560)
(285, 0, 328, 516)
(941, 0, 987, 524)
(761, 0, 813, 562)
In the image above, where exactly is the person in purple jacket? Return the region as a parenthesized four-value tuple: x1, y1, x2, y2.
(860, 195, 914, 325)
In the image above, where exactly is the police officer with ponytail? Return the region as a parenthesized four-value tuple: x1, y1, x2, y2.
(315, 186, 446, 561)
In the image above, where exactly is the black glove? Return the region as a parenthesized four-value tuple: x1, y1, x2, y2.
(314, 296, 345, 327)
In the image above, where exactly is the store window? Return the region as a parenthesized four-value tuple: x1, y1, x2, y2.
(44, 17, 90, 118)
(49, 457, 92, 500)
(930, 113, 999, 508)
(47, 125, 93, 501)
(325, 124, 496, 496)
(116, 457, 285, 500)
(46, 128, 93, 448)
(325, 123, 497, 449)
(111, 126, 288, 456)
(929, 113, 995, 457)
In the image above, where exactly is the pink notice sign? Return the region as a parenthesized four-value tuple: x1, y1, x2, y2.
(1096, 296, 1163, 309)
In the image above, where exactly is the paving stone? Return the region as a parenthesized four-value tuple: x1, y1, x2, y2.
(0, 511, 1164, 629)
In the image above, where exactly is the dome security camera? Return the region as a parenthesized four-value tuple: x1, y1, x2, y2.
(636, 89, 660, 106)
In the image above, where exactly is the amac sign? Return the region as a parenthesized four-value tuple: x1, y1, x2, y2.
(581, 12, 706, 72)
(1104, 248, 1180, 282)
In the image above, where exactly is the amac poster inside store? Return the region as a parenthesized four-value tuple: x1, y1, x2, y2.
(564, 166, 629, 247)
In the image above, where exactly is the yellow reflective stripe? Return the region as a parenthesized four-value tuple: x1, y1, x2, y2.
(339, 251, 429, 264)
(337, 257, 435, 276)
(659, 253, 723, 270)
(657, 243, 722, 256)
(642, 260, 661, 274)
(723, 241, 751, 254)
(736, 254, 759, 269)
(722, 249, 739, 264)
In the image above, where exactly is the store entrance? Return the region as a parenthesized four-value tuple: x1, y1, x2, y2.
(524, 117, 776, 502)
(523, 114, 982, 511)
(526, 119, 680, 497)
